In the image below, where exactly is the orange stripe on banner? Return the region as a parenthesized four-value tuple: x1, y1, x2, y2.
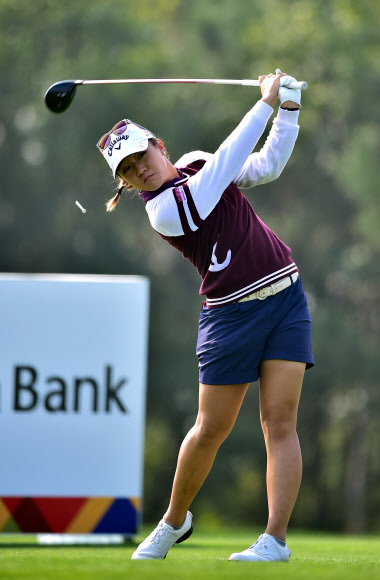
(129, 497, 141, 511)
(0, 500, 11, 529)
(66, 498, 114, 533)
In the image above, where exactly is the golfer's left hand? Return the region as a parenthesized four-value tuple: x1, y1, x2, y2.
(277, 69, 301, 108)
(259, 71, 288, 108)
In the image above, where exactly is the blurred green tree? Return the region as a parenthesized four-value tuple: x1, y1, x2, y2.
(0, 0, 379, 533)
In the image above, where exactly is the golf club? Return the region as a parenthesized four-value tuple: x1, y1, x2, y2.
(44, 78, 308, 114)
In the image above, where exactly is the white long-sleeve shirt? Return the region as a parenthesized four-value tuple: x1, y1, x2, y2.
(139, 101, 300, 306)
(145, 101, 299, 237)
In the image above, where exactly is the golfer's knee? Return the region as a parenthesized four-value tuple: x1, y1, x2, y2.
(194, 419, 232, 446)
(261, 407, 297, 441)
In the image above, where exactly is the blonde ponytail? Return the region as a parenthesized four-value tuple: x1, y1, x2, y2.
(106, 184, 125, 212)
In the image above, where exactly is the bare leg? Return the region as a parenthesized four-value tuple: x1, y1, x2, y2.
(259, 359, 305, 541)
(164, 382, 249, 527)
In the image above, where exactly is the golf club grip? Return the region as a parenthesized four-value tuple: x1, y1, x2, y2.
(242, 80, 308, 90)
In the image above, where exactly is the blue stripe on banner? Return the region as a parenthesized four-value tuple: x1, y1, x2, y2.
(92, 498, 139, 534)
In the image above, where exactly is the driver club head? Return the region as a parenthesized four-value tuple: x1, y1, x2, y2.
(44, 80, 81, 114)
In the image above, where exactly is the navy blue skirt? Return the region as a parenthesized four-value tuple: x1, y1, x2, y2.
(196, 276, 314, 385)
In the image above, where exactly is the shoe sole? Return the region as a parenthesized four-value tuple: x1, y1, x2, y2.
(229, 553, 290, 562)
(175, 523, 193, 544)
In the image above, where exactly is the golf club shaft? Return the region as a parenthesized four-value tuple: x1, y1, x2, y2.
(44, 76, 308, 114)
(79, 78, 308, 90)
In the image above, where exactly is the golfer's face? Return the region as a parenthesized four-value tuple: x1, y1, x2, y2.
(117, 141, 168, 191)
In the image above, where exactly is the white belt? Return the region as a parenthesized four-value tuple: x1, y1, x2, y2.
(238, 272, 299, 303)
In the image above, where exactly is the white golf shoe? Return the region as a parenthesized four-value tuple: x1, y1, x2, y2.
(229, 533, 291, 562)
(131, 511, 193, 560)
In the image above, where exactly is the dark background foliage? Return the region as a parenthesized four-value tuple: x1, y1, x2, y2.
(1, 0, 379, 532)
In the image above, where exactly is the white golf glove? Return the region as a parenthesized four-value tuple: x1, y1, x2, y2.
(276, 69, 302, 108)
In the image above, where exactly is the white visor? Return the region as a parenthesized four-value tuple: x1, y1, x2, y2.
(98, 121, 155, 178)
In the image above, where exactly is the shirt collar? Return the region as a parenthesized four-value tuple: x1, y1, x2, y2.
(138, 170, 188, 203)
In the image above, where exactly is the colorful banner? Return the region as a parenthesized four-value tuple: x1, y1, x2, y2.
(0, 497, 140, 534)
(0, 275, 149, 535)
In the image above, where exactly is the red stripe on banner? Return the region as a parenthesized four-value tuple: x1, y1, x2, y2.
(12, 498, 51, 533)
(2, 497, 23, 513)
(33, 497, 87, 533)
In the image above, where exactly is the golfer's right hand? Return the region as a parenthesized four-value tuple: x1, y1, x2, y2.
(259, 72, 287, 108)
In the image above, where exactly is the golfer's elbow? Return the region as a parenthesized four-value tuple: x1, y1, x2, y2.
(261, 158, 284, 184)
(271, 163, 285, 181)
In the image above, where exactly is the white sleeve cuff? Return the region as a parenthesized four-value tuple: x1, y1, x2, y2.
(276, 107, 300, 125)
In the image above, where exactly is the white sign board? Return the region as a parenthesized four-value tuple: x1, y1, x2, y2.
(0, 274, 149, 535)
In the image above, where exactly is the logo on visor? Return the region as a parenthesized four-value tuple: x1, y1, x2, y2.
(108, 134, 129, 157)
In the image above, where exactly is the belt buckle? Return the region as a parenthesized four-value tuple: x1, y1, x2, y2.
(257, 288, 269, 301)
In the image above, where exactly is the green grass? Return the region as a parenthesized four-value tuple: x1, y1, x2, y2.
(0, 526, 379, 580)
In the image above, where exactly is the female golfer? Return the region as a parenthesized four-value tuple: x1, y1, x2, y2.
(97, 71, 313, 562)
